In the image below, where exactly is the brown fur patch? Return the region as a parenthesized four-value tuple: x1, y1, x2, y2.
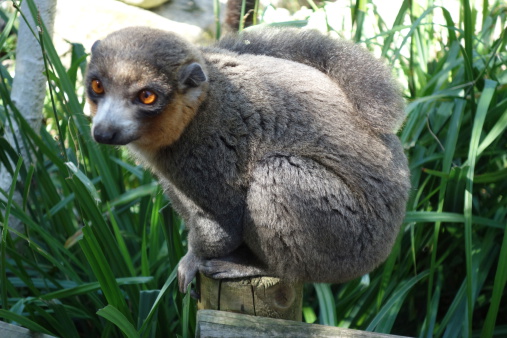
(134, 89, 206, 152)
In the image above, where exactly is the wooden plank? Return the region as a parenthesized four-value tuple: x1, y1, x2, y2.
(0, 321, 55, 338)
(196, 310, 410, 338)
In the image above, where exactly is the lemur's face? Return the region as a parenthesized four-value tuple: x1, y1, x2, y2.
(85, 27, 208, 150)
(86, 57, 173, 146)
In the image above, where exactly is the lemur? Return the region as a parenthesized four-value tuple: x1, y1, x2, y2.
(86, 27, 410, 294)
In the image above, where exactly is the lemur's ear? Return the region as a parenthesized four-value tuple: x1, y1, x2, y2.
(179, 62, 207, 88)
(91, 40, 101, 54)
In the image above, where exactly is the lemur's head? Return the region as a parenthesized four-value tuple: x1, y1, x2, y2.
(86, 27, 208, 150)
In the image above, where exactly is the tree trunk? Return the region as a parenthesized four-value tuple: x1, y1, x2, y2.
(0, 0, 57, 234)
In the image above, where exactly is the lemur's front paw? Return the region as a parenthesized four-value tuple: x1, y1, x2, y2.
(177, 252, 200, 295)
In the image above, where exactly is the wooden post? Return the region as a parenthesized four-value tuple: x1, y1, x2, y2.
(196, 274, 410, 337)
(197, 273, 303, 321)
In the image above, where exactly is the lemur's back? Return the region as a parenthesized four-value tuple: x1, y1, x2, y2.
(198, 50, 361, 150)
(216, 28, 405, 134)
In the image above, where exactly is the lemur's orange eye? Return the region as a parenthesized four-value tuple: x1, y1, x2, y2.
(91, 79, 104, 94)
(138, 90, 157, 105)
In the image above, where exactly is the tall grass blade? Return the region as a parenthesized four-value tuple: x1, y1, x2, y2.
(97, 305, 140, 338)
(107, 208, 136, 276)
(481, 226, 507, 338)
(238, 0, 247, 32)
(314, 283, 337, 326)
(80, 226, 134, 324)
(476, 108, 507, 156)
(424, 99, 465, 336)
(366, 271, 429, 332)
(0, 5, 17, 49)
(182, 291, 191, 338)
(137, 290, 160, 336)
(214, 0, 221, 39)
(1, 157, 23, 310)
(139, 266, 177, 336)
(40, 277, 153, 301)
(353, 0, 366, 42)
(463, 79, 496, 335)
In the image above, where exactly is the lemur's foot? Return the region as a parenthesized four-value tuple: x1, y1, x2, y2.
(200, 246, 268, 279)
(200, 258, 267, 279)
(178, 247, 268, 296)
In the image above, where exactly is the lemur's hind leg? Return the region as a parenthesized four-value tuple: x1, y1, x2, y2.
(243, 154, 375, 283)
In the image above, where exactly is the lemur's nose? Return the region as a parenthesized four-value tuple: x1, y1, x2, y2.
(93, 125, 119, 145)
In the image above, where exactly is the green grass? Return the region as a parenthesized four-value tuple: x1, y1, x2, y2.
(1, 0, 506, 337)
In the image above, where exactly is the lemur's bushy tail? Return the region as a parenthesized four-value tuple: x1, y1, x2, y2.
(216, 28, 405, 134)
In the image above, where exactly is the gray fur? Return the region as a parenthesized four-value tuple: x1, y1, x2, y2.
(217, 28, 406, 133)
(86, 27, 410, 294)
